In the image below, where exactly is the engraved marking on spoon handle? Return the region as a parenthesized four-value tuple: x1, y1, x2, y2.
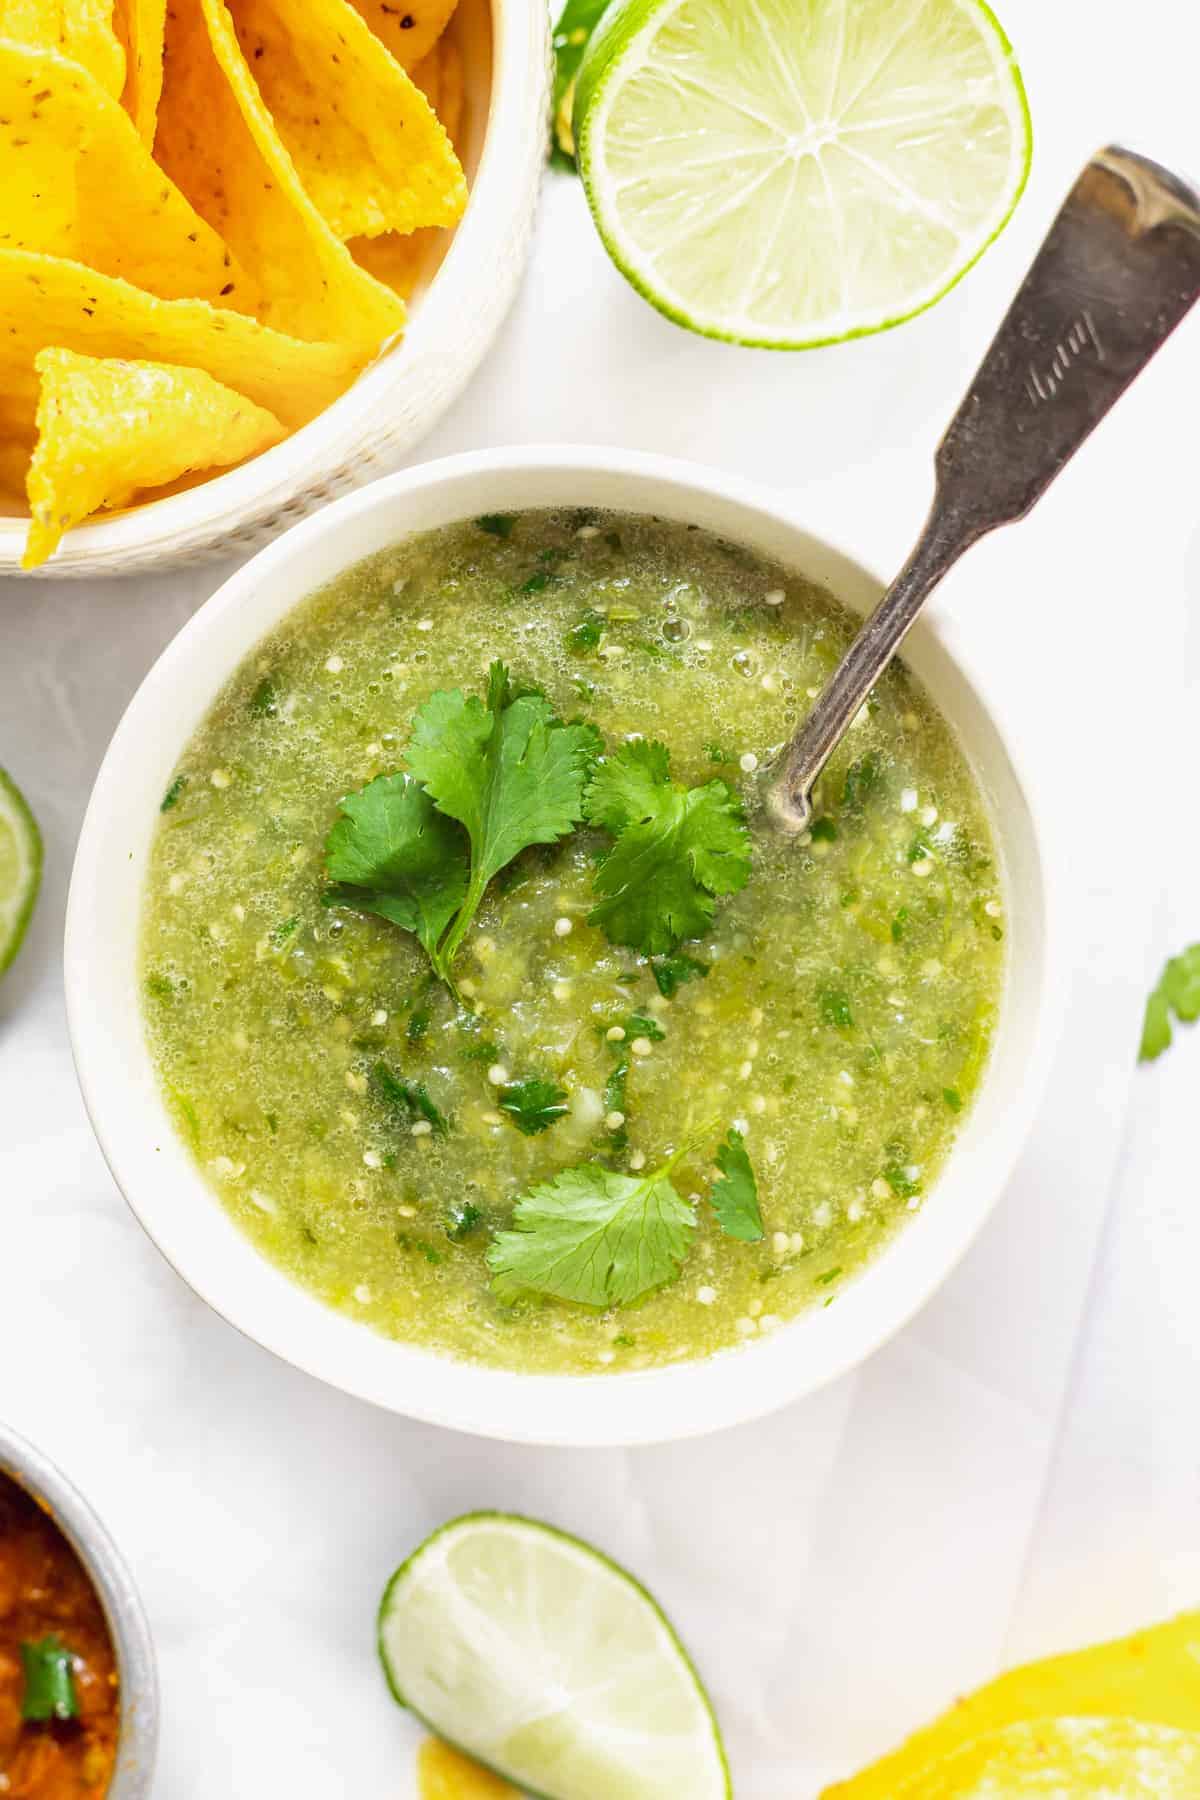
(769, 146, 1200, 833)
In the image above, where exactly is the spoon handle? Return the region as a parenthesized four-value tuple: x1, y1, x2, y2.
(769, 146, 1200, 833)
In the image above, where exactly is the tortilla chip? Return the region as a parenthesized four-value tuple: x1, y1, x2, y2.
(349, 228, 429, 300)
(417, 1740, 519, 1800)
(414, 35, 462, 144)
(224, 0, 466, 240)
(823, 1612, 1200, 1800)
(0, 43, 255, 307)
(0, 249, 362, 436)
(895, 1718, 1200, 1797)
(113, 0, 165, 139)
(343, 0, 457, 71)
(0, 0, 125, 95)
(23, 347, 286, 565)
(155, 0, 404, 347)
(0, 439, 33, 504)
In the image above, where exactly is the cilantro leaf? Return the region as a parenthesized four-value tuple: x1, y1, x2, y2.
(498, 1078, 570, 1136)
(584, 741, 751, 956)
(323, 773, 468, 967)
(372, 1062, 450, 1137)
(551, 0, 613, 168)
(407, 661, 600, 967)
(710, 1128, 763, 1241)
(487, 1155, 696, 1307)
(324, 668, 598, 989)
(1140, 944, 1200, 1062)
(652, 952, 709, 998)
(585, 738, 672, 833)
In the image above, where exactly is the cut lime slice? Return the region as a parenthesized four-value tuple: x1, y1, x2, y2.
(575, 0, 1032, 348)
(0, 767, 42, 978)
(379, 1513, 729, 1800)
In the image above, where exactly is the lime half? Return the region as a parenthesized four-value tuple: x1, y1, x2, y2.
(575, 0, 1031, 347)
(379, 1513, 729, 1800)
(0, 767, 42, 978)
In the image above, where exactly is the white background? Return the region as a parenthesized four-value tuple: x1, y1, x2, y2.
(2, 2, 1200, 1791)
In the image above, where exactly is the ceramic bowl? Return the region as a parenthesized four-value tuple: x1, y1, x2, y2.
(0, 0, 548, 578)
(66, 447, 1057, 1445)
(0, 1421, 158, 1796)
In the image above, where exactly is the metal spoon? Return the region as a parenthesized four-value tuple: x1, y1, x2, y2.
(768, 147, 1200, 834)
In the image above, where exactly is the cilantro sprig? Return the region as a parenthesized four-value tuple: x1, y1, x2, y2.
(583, 740, 751, 956)
(487, 1124, 762, 1309)
(324, 663, 599, 992)
(498, 1078, 570, 1136)
(1140, 944, 1200, 1062)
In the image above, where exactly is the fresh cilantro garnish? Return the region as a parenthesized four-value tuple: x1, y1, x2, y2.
(710, 1128, 763, 1241)
(819, 988, 853, 1029)
(842, 753, 881, 811)
(624, 1011, 665, 1043)
(583, 740, 751, 955)
(445, 1200, 484, 1241)
(20, 1637, 78, 1723)
(324, 665, 599, 990)
(1140, 944, 1200, 1062)
(883, 1162, 920, 1199)
(249, 676, 278, 717)
(651, 952, 709, 998)
(160, 774, 186, 812)
(487, 1146, 697, 1308)
(324, 772, 467, 973)
(550, 0, 611, 167)
(498, 1077, 570, 1136)
(520, 570, 552, 596)
(372, 1062, 450, 1137)
(602, 1055, 629, 1150)
(476, 513, 515, 538)
(566, 609, 604, 654)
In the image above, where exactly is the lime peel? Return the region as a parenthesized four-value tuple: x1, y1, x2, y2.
(575, 0, 1032, 349)
(0, 767, 42, 978)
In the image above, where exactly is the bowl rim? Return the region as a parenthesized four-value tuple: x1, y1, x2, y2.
(0, 1420, 159, 1798)
(65, 445, 1063, 1446)
(0, 0, 547, 575)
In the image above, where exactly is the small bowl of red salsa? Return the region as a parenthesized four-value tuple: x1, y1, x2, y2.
(0, 1427, 157, 1799)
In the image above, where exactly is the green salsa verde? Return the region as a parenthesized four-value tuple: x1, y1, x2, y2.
(141, 510, 1005, 1373)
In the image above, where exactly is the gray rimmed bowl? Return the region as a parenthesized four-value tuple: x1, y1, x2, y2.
(0, 1423, 158, 1797)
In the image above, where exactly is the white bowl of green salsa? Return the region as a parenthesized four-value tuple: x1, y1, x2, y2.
(66, 448, 1055, 1445)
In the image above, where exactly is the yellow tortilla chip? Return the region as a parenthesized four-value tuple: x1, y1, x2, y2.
(0, 248, 362, 435)
(343, 0, 457, 71)
(349, 228, 430, 300)
(0, 0, 125, 95)
(0, 439, 33, 504)
(113, 0, 166, 140)
(418, 1739, 519, 1800)
(896, 1718, 1200, 1797)
(24, 347, 287, 566)
(414, 36, 462, 144)
(823, 1612, 1200, 1800)
(155, 0, 404, 347)
(0, 43, 255, 307)
(224, 0, 466, 240)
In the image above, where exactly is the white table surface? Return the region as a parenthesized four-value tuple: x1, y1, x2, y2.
(2, 4, 1200, 1792)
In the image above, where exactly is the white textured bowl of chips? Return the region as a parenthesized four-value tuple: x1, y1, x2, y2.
(0, 0, 548, 576)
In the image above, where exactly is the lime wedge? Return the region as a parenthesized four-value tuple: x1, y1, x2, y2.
(0, 767, 42, 978)
(575, 0, 1032, 347)
(378, 1513, 730, 1800)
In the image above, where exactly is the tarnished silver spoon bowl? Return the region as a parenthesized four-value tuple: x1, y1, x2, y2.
(769, 146, 1200, 833)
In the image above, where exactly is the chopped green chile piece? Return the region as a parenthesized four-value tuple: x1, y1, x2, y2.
(20, 1636, 79, 1722)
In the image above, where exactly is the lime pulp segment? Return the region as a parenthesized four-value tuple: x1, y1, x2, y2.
(0, 767, 42, 977)
(576, 0, 1032, 347)
(378, 1512, 730, 1800)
